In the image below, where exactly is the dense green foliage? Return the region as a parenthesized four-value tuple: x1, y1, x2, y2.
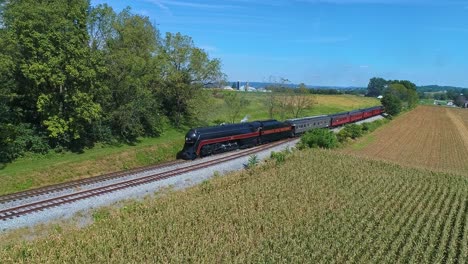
(298, 119, 389, 149)
(298, 129, 338, 149)
(337, 119, 388, 143)
(366, 77, 387, 97)
(0, 1, 222, 162)
(366, 77, 418, 116)
(336, 124, 363, 142)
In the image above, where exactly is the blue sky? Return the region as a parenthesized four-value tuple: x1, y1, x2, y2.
(91, 0, 468, 87)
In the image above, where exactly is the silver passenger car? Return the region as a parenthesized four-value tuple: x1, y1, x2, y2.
(286, 115, 332, 135)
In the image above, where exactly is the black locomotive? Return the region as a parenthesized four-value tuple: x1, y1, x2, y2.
(178, 120, 291, 160)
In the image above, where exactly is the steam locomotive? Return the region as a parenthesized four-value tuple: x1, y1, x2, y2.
(178, 105, 384, 160)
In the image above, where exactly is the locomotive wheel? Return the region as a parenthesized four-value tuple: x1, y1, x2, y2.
(200, 145, 213, 157)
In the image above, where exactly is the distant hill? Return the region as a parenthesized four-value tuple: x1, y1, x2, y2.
(417, 85, 467, 92)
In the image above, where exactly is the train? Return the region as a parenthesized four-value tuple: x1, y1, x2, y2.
(178, 105, 384, 160)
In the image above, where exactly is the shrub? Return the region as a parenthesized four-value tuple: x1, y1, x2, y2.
(0, 123, 50, 162)
(381, 92, 402, 116)
(298, 129, 338, 149)
(337, 124, 363, 143)
(247, 154, 259, 169)
(361, 119, 388, 133)
(270, 151, 286, 164)
(345, 124, 363, 139)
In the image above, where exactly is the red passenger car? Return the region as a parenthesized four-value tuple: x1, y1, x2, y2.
(349, 110, 364, 122)
(330, 112, 351, 127)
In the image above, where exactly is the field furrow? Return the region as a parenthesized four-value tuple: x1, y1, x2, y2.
(459, 199, 468, 263)
(425, 191, 458, 263)
(447, 194, 467, 263)
(397, 185, 444, 262)
(433, 189, 463, 263)
(328, 177, 395, 261)
(373, 181, 432, 263)
(350, 180, 412, 262)
(407, 186, 451, 263)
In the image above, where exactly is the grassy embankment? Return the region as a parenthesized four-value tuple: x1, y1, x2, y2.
(1, 148, 466, 262)
(0, 93, 379, 195)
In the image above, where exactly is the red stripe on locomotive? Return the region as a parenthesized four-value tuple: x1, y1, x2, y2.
(261, 126, 292, 135)
(196, 131, 260, 155)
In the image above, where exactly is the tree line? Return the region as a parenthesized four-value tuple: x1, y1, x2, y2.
(0, 0, 223, 163)
(420, 88, 468, 107)
(366, 77, 418, 116)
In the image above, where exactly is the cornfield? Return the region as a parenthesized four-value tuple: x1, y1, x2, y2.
(1, 149, 466, 263)
(343, 106, 468, 176)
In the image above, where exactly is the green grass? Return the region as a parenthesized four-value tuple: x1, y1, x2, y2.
(0, 129, 184, 195)
(0, 93, 379, 195)
(350, 134, 376, 150)
(1, 149, 466, 262)
(204, 91, 380, 124)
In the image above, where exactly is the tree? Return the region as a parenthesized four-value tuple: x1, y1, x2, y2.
(386, 82, 418, 109)
(158, 32, 223, 126)
(366, 77, 387, 97)
(264, 91, 277, 119)
(388, 80, 417, 94)
(381, 91, 402, 116)
(263, 76, 285, 119)
(0, 1, 227, 162)
(224, 92, 250, 123)
(288, 85, 316, 118)
(87, 4, 116, 51)
(276, 93, 293, 120)
(2, 0, 102, 148)
(270, 82, 316, 119)
(266, 77, 293, 120)
(104, 8, 164, 141)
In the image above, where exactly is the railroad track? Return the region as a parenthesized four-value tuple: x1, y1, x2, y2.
(0, 159, 186, 205)
(0, 139, 296, 221)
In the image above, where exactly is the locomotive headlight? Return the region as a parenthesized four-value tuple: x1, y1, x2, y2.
(185, 132, 197, 143)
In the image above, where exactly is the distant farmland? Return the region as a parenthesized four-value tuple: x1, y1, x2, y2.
(343, 106, 468, 176)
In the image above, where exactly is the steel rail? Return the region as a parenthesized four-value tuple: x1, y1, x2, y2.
(0, 160, 186, 204)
